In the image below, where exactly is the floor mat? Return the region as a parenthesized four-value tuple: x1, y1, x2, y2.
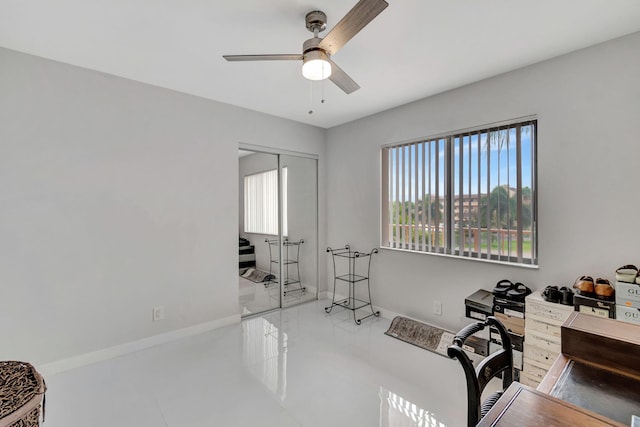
(240, 268, 275, 283)
(384, 316, 455, 358)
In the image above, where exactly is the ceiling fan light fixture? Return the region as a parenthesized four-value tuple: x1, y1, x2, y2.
(302, 50, 332, 81)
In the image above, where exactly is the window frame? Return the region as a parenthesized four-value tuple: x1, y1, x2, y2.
(381, 118, 538, 266)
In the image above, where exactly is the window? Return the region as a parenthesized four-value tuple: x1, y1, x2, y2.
(381, 119, 537, 265)
(244, 167, 287, 236)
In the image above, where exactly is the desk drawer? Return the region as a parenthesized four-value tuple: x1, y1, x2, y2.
(525, 315, 562, 338)
(524, 344, 558, 368)
(526, 299, 574, 326)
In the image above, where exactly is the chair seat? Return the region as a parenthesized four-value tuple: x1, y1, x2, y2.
(481, 390, 504, 418)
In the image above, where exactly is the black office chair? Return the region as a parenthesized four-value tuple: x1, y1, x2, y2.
(447, 316, 514, 427)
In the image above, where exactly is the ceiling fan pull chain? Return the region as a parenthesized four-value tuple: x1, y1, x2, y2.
(308, 80, 314, 115)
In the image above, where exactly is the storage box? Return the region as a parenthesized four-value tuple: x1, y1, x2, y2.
(616, 305, 640, 325)
(494, 312, 525, 336)
(490, 341, 523, 369)
(526, 294, 575, 326)
(463, 335, 489, 357)
(465, 289, 493, 321)
(493, 297, 525, 316)
(573, 294, 615, 319)
(520, 370, 542, 388)
(523, 344, 557, 368)
(615, 281, 640, 309)
(526, 330, 561, 354)
(525, 316, 563, 338)
(513, 367, 521, 382)
(523, 358, 549, 383)
(462, 336, 490, 366)
(490, 328, 524, 352)
(464, 349, 485, 367)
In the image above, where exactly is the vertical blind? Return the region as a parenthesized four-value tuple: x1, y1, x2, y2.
(382, 119, 537, 265)
(244, 167, 287, 236)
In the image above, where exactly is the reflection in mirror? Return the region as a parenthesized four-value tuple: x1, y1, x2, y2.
(280, 155, 318, 307)
(238, 150, 281, 316)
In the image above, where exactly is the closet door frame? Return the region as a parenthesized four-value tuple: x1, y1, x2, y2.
(239, 143, 319, 311)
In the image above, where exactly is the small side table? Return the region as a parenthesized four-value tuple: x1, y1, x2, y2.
(265, 238, 305, 296)
(325, 245, 379, 325)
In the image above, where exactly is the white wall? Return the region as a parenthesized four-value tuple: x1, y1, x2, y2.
(325, 32, 640, 331)
(0, 47, 326, 365)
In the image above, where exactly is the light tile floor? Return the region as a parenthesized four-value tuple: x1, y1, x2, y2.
(239, 277, 317, 316)
(44, 300, 478, 427)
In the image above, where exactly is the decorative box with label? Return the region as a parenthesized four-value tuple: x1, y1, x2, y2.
(521, 290, 574, 388)
(615, 281, 640, 307)
(492, 296, 525, 336)
(574, 293, 615, 319)
(491, 295, 526, 380)
(465, 289, 493, 321)
(616, 305, 640, 325)
(615, 274, 639, 325)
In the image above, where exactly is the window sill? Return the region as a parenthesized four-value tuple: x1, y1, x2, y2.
(379, 246, 539, 270)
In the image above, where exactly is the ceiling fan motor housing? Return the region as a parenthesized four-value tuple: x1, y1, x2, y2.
(305, 11, 327, 33)
(303, 37, 323, 54)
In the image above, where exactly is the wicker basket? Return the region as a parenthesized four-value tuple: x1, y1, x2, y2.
(0, 361, 46, 427)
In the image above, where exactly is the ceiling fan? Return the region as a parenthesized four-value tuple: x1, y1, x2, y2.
(223, 0, 389, 94)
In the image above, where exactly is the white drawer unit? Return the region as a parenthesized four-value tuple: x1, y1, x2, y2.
(522, 291, 574, 388)
(523, 343, 557, 368)
(526, 330, 562, 354)
(526, 297, 574, 326)
(525, 315, 564, 338)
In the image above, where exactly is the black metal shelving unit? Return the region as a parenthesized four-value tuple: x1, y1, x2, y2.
(325, 244, 379, 325)
(265, 238, 305, 296)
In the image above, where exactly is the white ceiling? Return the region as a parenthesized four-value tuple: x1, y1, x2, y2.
(2, 1, 640, 129)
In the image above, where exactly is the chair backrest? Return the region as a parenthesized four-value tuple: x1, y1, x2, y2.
(447, 316, 513, 427)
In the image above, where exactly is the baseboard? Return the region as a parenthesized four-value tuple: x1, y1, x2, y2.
(39, 314, 240, 376)
(318, 291, 331, 300)
(377, 306, 402, 321)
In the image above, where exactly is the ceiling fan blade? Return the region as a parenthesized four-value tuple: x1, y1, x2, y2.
(223, 54, 302, 61)
(328, 60, 360, 94)
(318, 0, 388, 56)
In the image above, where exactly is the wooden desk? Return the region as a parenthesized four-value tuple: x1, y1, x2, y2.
(477, 382, 626, 426)
(479, 312, 640, 426)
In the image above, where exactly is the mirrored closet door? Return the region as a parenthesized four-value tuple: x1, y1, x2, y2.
(280, 155, 317, 308)
(238, 149, 317, 316)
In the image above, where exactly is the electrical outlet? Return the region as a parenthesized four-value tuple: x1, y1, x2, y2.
(433, 300, 442, 316)
(152, 306, 164, 322)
